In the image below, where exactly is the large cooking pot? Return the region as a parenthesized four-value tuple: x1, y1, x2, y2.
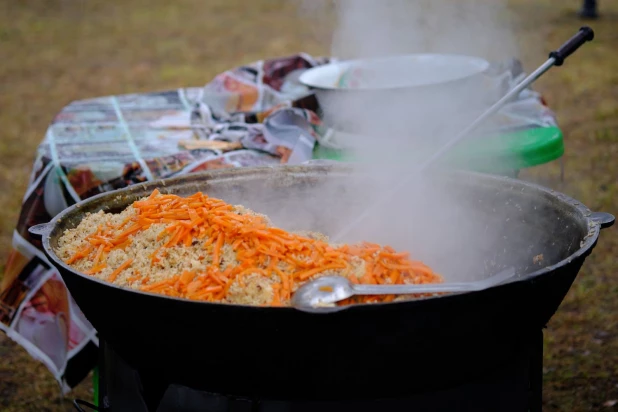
(30, 164, 613, 401)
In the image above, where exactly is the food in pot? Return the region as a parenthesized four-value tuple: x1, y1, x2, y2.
(56, 190, 442, 306)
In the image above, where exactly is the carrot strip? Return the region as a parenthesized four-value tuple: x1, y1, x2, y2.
(142, 278, 172, 291)
(107, 258, 133, 282)
(380, 251, 410, 259)
(126, 274, 143, 283)
(186, 278, 204, 294)
(202, 235, 216, 249)
(212, 233, 224, 266)
(271, 285, 282, 306)
(66, 245, 93, 264)
(85, 263, 107, 275)
(115, 223, 142, 239)
(279, 271, 290, 298)
(180, 271, 196, 285)
(212, 217, 234, 229)
(382, 262, 435, 276)
(296, 264, 347, 281)
(188, 285, 223, 299)
(389, 270, 401, 284)
(92, 245, 105, 267)
(112, 239, 132, 250)
(164, 226, 182, 248)
(183, 230, 193, 247)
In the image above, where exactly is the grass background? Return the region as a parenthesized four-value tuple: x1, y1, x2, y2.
(0, 0, 617, 410)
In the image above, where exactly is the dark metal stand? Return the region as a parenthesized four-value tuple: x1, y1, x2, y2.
(580, 0, 598, 19)
(529, 330, 544, 412)
(139, 374, 170, 412)
(94, 333, 545, 412)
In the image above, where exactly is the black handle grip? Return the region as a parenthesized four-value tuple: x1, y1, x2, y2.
(549, 26, 594, 66)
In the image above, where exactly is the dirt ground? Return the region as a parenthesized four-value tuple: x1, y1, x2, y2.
(0, 0, 617, 411)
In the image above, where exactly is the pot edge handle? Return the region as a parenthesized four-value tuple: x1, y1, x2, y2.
(590, 212, 615, 229)
(29, 222, 53, 238)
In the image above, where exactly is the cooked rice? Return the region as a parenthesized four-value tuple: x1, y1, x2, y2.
(56, 190, 442, 306)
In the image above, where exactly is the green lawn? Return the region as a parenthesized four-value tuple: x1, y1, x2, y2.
(0, 0, 617, 410)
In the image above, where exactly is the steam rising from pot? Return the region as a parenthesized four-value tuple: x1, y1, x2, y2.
(248, 0, 534, 282)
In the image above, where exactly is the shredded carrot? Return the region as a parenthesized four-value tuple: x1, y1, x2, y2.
(271, 284, 282, 306)
(92, 245, 105, 267)
(183, 229, 193, 247)
(116, 223, 142, 239)
(142, 278, 171, 291)
(126, 274, 142, 284)
(84, 263, 107, 275)
(107, 258, 133, 282)
(66, 245, 93, 264)
(212, 233, 224, 266)
(180, 271, 196, 285)
(380, 251, 410, 259)
(296, 264, 347, 281)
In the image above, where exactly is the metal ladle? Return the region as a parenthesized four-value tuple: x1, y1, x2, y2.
(292, 267, 516, 310)
(330, 26, 595, 243)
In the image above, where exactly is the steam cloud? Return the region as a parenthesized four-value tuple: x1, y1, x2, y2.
(247, 0, 532, 282)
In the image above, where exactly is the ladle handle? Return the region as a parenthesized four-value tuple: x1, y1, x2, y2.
(352, 283, 482, 295)
(351, 267, 516, 295)
(549, 26, 594, 66)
